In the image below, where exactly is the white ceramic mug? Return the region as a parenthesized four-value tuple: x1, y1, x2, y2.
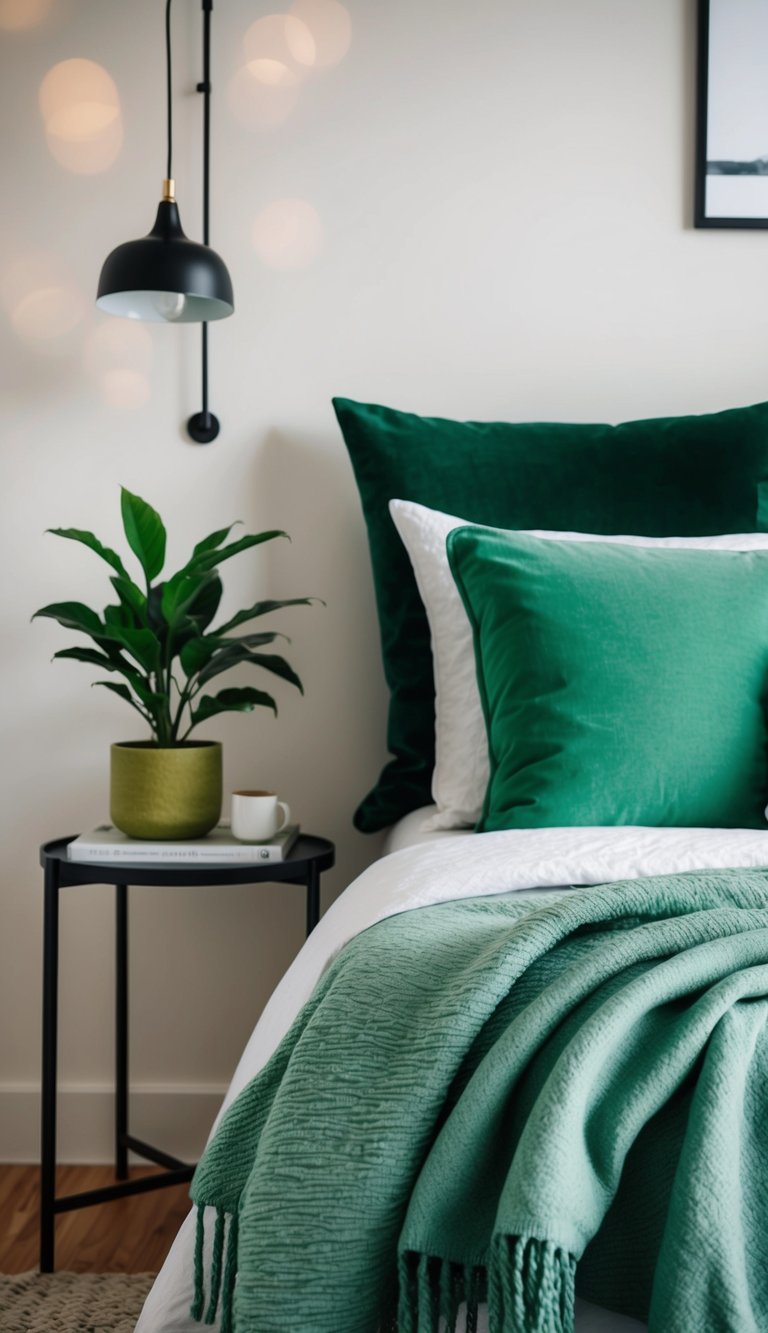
(231, 790, 291, 842)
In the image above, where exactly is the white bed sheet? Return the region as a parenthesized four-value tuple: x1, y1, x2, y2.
(382, 803, 466, 854)
(137, 823, 768, 1333)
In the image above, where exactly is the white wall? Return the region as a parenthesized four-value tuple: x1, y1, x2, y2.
(1, 0, 767, 1161)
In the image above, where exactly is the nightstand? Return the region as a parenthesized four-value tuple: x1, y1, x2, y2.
(38, 833, 335, 1272)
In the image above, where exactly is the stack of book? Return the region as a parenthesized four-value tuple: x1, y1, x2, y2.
(67, 822, 300, 865)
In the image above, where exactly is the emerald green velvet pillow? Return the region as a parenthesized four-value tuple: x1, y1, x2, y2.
(333, 396, 768, 832)
(446, 527, 768, 830)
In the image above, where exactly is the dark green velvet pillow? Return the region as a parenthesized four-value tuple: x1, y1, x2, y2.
(333, 396, 768, 832)
(447, 528, 768, 830)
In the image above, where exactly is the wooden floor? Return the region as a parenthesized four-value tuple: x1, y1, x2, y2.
(0, 1165, 190, 1273)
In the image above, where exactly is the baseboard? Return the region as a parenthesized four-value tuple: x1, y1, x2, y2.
(0, 1082, 227, 1164)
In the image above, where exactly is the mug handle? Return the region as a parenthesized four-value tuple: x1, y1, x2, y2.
(276, 801, 291, 832)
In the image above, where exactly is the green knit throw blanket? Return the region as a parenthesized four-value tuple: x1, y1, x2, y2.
(190, 869, 768, 1333)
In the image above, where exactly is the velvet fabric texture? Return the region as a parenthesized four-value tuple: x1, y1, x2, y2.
(333, 397, 768, 832)
(447, 528, 768, 830)
(389, 501, 768, 832)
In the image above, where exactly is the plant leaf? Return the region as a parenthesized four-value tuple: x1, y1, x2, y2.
(233, 632, 290, 649)
(104, 603, 133, 629)
(93, 680, 152, 722)
(120, 487, 166, 584)
(179, 632, 282, 679)
(54, 645, 122, 671)
(193, 648, 249, 688)
(161, 570, 220, 628)
(179, 636, 217, 678)
(192, 523, 241, 557)
(160, 573, 194, 625)
(215, 597, 318, 636)
(190, 686, 277, 729)
(197, 648, 302, 691)
(92, 633, 137, 671)
(130, 678, 167, 714)
(190, 637, 285, 688)
(243, 652, 303, 693)
(93, 680, 137, 706)
(54, 646, 164, 713)
(98, 624, 162, 675)
(32, 601, 104, 637)
(190, 530, 287, 574)
(110, 575, 147, 625)
(159, 573, 223, 667)
(47, 528, 130, 580)
(145, 584, 166, 637)
(186, 574, 223, 632)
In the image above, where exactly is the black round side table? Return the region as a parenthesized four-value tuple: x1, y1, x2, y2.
(38, 833, 335, 1272)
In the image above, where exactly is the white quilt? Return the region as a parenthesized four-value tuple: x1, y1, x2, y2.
(137, 824, 768, 1333)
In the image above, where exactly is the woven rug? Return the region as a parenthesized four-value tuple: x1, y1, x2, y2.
(0, 1270, 154, 1332)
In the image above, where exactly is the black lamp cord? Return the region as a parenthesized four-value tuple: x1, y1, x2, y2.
(199, 0, 213, 421)
(201, 0, 212, 247)
(193, 0, 217, 440)
(166, 0, 218, 441)
(200, 0, 212, 418)
(165, 0, 173, 181)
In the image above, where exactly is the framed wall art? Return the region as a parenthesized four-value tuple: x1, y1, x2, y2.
(695, 0, 768, 228)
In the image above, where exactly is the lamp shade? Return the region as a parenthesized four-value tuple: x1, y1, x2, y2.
(96, 199, 234, 323)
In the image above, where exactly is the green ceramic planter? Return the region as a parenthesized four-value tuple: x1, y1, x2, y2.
(110, 741, 222, 840)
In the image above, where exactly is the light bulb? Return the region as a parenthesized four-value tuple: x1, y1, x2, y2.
(154, 292, 187, 321)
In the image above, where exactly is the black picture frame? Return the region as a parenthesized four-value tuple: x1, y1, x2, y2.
(695, 0, 768, 229)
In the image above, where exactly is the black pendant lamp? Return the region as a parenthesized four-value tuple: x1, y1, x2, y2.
(96, 0, 233, 443)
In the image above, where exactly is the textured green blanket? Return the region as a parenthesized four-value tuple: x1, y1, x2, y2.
(190, 870, 768, 1333)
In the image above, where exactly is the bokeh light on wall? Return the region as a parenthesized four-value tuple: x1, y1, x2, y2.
(252, 198, 324, 270)
(39, 58, 123, 174)
(228, 60, 300, 131)
(1, 254, 87, 350)
(0, 0, 53, 30)
(289, 0, 351, 69)
(244, 14, 316, 77)
(84, 320, 152, 410)
(229, 13, 317, 131)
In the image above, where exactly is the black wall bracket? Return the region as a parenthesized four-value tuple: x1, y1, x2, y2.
(187, 0, 220, 445)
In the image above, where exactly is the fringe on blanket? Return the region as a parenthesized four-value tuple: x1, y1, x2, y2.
(191, 1205, 239, 1333)
(398, 1237, 576, 1333)
(191, 1209, 576, 1333)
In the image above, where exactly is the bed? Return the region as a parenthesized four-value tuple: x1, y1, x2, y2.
(136, 817, 768, 1333)
(137, 398, 768, 1332)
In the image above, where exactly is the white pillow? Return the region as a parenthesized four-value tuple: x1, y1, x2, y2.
(389, 498, 768, 831)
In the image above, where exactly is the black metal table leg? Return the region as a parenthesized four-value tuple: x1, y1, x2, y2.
(40, 858, 60, 1272)
(38, 832, 333, 1258)
(115, 883, 128, 1180)
(306, 862, 320, 936)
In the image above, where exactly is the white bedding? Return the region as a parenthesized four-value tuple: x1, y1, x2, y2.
(381, 803, 466, 854)
(137, 823, 768, 1333)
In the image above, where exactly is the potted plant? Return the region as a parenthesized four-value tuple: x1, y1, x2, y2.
(33, 487, 313, 839)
